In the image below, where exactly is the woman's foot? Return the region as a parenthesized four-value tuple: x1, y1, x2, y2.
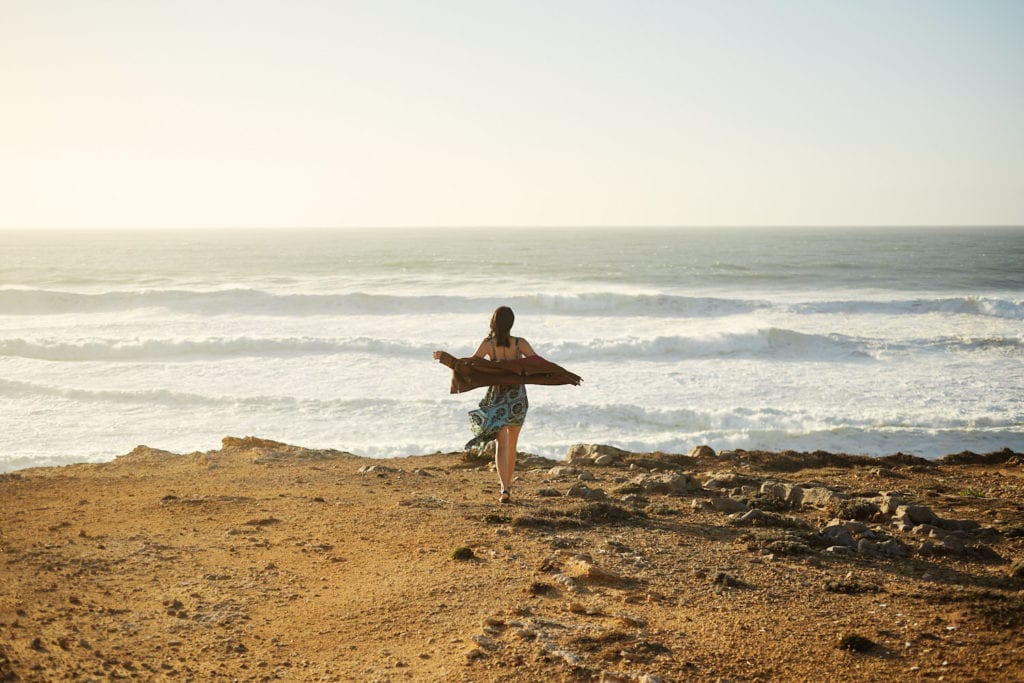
(499, 489, 511, 504)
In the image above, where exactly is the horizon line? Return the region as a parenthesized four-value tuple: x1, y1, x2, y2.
(2, 224, 1023, 231)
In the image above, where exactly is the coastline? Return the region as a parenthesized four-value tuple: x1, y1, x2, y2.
(2, 437, 1022, 682)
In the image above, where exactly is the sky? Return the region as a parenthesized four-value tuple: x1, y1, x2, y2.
(1, 0, 1022, 229)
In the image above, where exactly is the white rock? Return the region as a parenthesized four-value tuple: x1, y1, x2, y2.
(894, 504, 938, 526)
(566, 444, 629, 465)
(801, 486, 843, 508)
(629, 472, 700, 495)
(711, 497, 749, 513)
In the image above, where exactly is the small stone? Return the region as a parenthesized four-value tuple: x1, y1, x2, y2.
(471, 634, 496, 650)
(703, 472, 762, 489)
(566, 483, 608, 500)
(566, 444, 629, 465)
(801, 486, 844, 508)
(878, 493, 904, 515)
(857, 538, 908, 558)
(624, 472, 699, 496)
(688, 445, 716, 458)
(893, 504, 937, 526)
(823, 545, 854, 556)
(821, 525, 856, 548)
(564, 557, 630, 585)
(761, 481, 804, 506)
(554, 649, 583, 667)
(711, 571, 746, 588)
(357, 464, 396, 475)
(710, 496, 749, 513)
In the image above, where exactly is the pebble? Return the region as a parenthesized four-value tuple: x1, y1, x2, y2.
(566, 483, 608, 501)
(553, 649, 582, 667)
(471, 634, 496, 650)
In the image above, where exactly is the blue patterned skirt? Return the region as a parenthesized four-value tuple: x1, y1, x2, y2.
(465, 385, 528, 451)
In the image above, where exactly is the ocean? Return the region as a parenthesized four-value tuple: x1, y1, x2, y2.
(1, 227, 1022, 472)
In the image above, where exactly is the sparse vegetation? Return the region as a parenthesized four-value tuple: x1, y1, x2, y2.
(824, 580, 882, 595)
(451, 546, 475, 561)
(838, 633, 875, 652)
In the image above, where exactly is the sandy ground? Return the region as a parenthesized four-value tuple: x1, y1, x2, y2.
(1, 437, 1022, 682)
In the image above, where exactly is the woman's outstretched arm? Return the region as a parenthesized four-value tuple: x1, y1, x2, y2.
(472, 340, 491, 359)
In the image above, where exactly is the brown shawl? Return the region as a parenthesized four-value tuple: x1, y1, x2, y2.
(435, 352, 582, 394)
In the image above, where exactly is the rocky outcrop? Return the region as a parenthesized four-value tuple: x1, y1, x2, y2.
(566, 444, 631, 466)
(702, 472, 762, 490)
(616, 472, 700, 496)
(759, 481, 845, 509)
(688, 445, 716, 458)
(222, 436, 358, 463)
(692, 496, 749, 514)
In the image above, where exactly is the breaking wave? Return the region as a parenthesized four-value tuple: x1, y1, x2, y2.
(3, 287, 1020, 321)
(790, 296, 1024, 320)
(0, 329, 873, 363)
(3, 329, 1018, 363)
(0, 288, 767, 318)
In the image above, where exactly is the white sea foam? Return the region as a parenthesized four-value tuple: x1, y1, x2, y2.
(0, 336, 426, 362)
(0, 287, 771, 318)
(790, 296, 1024, 320)
(4, 287, 1022, 320)
(1, 227, 1022, 471)
(3, 329, 1019, 364)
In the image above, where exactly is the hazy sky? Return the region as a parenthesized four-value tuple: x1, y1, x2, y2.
(2, 1, 1022, 229)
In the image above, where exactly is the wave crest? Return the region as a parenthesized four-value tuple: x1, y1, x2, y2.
(791, 296, 1024, 319)
(4, 328, 1018, 363)
(0, 288, 769, 317)
(0, 328, 873, 363)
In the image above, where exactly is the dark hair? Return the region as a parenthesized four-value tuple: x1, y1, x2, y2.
(489, 306, 515, 347)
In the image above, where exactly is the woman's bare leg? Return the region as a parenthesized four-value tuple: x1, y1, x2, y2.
(495, 425, 521, 498)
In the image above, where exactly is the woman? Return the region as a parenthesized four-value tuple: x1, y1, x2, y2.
(435, 306, 535, 503)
